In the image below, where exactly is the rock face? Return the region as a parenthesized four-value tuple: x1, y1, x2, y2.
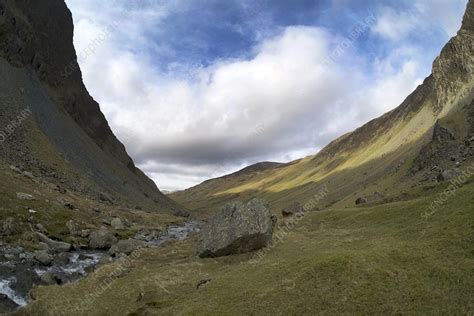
(0, 0, 188, 216)
(89, 227, 117, 249)
(198, 199, 275, 258)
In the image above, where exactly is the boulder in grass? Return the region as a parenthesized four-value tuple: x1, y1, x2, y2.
(197, 199, 274, 258)
(110, 218, 125, 230)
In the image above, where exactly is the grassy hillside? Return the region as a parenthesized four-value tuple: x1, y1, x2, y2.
(17, 175, 474, 315)
(170, 1, 474, 217)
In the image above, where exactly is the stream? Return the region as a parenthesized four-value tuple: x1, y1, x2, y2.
(0, 221, 200, 310)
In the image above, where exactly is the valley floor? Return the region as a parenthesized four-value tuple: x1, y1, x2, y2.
(15, 178, 474, 315)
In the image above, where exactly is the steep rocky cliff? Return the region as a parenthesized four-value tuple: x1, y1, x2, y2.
(0, 0, 186, 215)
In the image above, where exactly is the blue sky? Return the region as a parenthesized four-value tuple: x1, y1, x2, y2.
(65, 0, 467, 191)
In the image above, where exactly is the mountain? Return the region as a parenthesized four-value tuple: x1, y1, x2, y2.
(7, 1, 474, 315)
(0, 0, 186, 216)
(170, 0, 474, 216)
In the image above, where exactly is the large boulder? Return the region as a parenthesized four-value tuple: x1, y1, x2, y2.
(89, 227, 117, 249)
(197, 199, 275, 258)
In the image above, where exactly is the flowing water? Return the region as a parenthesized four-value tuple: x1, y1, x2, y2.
(0, 221, 201, 309)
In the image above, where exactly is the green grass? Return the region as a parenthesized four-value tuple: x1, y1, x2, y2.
(17, 180, 474, 315)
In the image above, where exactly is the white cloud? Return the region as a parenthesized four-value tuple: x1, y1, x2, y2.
(372, 0, 467, 41)
(372, 7, 418, 41)
(65, 0, 461, 191)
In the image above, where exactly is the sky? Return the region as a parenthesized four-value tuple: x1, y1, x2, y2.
(64, 0, 468, 192)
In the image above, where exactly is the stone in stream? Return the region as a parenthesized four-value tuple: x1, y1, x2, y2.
(39, 272, 61, 285)
(108, 239, 146, 257)
(197, 199, 275, 258)
(89, 227, 117, 249)
(34, 250, 53, 266)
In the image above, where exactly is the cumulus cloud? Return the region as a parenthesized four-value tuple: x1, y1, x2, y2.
(65, 0, 464, 191)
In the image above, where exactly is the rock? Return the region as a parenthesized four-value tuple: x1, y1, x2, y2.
(0, 217, 20, 236)
(35, 223, 48, 234)
(22, 171, 34, 179)
(432, 121, 455, 142)
(98, 255, 114, 266)
(110, 218, 125, 230)
(53, 252, 70, 266)
(56, 185, 67, 194)
(89, 227, 117, 249)
(171, 208, 190, 218)
(38, 242, 50, 251)
(99, 192, 113, 203)
(197, 199, 274, 258)
(36, 233, 71, 253)
(16, 192, 34, 200)
(40, 272, 61, 285)
(437, 169, 462, 182)
(34, 250, 53, 266)
(355, 197, 368, 205)
(196, 279, 212, 289)
(80, 229, 91, 238)
(64, 203, 75, 210)
(108, 239, 145, 257)
(9, 165, 21, 173)
(101, 218, 111, 226)
(66, 220, 81, 236)
(0, 294, 19, 313)
(281, 201, 304, 217)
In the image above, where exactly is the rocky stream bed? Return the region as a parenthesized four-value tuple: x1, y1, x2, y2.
(0, 221, 200, 313)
